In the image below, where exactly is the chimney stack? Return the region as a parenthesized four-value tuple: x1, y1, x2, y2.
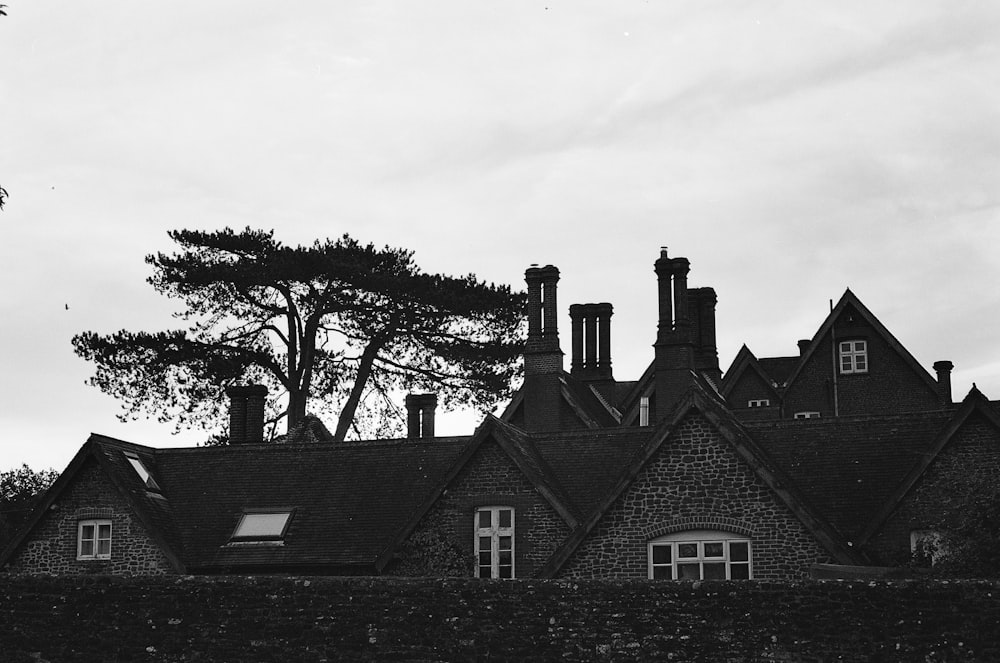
(933, 361, 953, 406)
(653, 249, 695, 422)
(226, 385, 267, 444)
(798, 339, 811, 356)
(570, 302, 614, 384)
(523, 265, 564, 431)
(405, 393, 437, 438)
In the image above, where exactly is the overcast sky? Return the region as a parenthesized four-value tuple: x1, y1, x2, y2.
(2, 1, 998, 472)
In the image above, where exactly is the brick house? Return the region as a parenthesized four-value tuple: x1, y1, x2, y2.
(3, 250, 999, 580)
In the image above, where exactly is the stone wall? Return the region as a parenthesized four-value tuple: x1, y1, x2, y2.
(562, 413, 834, 579)
(1, 575, 997, 662)
(5, 458, 173, 575)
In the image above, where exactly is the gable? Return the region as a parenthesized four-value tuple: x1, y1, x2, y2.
(4, 457, 174, 575)
(784, 296, 943, 417)
(390, 437, 571, 578)
(555, 411, 837, 580)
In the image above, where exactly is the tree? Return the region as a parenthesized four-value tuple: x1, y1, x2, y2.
(0, 464, 59, 551)
(920, 476, 1000, 578)
(73, 228, 526, 442)
(0, 185, 8, 210)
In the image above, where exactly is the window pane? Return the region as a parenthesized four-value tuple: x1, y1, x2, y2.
(98, 524, 111, 539)
(81, 524, 94, 540)
(233, 512, 291, 539)
(479, 564, 491, 578)
(479, 536, 491, 552)
(677, 563, 700, 580)
(80, 540, 94, 557)
(479, 510, 492, 529)
(729, 542, 749, 562)
(498, 566, 512, 579)
(651, 545, 671, 564)
(730, 564, 750, 580)
(479, 552, 492, 566)
(677, 543, 698, 558)
(498, 509, 512, 528)
(499, 550, 512, 566)
(704, 563, 726, 579)
(97, 539, 111, 556)
(499, 536, 512, 551)
(652, 566, 672, 579)
(704, 542, 724, 558)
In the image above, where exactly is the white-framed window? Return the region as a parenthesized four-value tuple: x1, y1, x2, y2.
(747, 399, 770, 408)
(230, 510, 294, 542)
(839, 340, 868, 374)
(475, 506, 514, 579)
(648, 530, 751, 580)
(77, 519, 112, 560)
(794, 411, 821, 419)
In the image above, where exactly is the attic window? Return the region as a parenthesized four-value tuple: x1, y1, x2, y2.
(231, 511, 293, 542)
(124, 454, 161, 493)
(839, 340, 868, 374)
(747, 399, 770, 408)
(794, 411, 821, 419)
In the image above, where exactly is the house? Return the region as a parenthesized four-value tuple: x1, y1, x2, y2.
(4, 250, 999, 580)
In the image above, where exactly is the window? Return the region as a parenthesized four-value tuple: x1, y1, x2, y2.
(794, 411, 821, 419)
(839, 340, 868, 374)
(124, 453, 161, 492)
(78, 519, 112, 560)
(747, 399, 770, 408)
(648, 530, 751, 580)
(230, 511, 293, 542)
(475, 506, 514, 579)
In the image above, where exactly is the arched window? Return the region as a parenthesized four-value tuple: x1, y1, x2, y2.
(648, 530, 751, 580)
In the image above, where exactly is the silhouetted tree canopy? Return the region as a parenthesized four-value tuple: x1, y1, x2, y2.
(73, 228, 525, 442)
(0, 465, 59, 551)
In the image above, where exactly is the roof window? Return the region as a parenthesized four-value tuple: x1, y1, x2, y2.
(124, 453, 161, 492)
(230, 510, 294, 542)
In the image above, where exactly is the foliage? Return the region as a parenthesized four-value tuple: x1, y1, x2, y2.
(73, 228, 525, 442)
(922, 476, 1000, 578)
(0, 185, 7, 209)
(0, 464, 59, 550)
(391, 528, 469, 577)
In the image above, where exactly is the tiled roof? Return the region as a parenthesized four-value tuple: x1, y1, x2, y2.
(756, 356, 799, 386)
(94, 435, 471, 572)
(744, 411, 953, 541)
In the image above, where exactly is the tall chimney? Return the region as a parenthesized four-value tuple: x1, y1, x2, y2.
(933, 360, 953, 406)
(405, 393, 437, 438)
(226, 385, 267, 444)
(523, 265, 564, 431)
(798, 339, 811, 356)
(689, 288, 720, 384)
(653, 249, 695, 422)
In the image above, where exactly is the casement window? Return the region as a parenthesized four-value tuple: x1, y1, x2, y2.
(77, 519, 112, 560)
(839, 340, 868, 374)
(230, 510, 294, 543)
(794, 411, 821, 419)
(475, 506, 514, 579)
(648, 530, 751, 580)
(747, 399, 770, 408)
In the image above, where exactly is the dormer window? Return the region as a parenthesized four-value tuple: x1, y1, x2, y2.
(839, 340, 868, 374)
(747, 399, 770, 408)
(124, 453, 161, 493)
(230, 510, 294, 543)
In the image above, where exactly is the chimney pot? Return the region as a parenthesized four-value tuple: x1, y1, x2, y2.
(933, 360, 954, 406)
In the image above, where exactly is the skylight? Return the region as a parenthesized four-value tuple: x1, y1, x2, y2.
(231, 511, 293, 541)
(124, 454, 161, 492)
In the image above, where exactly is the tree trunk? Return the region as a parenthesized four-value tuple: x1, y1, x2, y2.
(332, 338, 384, 443)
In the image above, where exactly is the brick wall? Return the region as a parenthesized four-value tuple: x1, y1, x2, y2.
(1, 575, 998, 662)
(783, 313, 942, 418)
(561, 413, 834, 579)
(868, 411, 1000, 565)
(5, 458, 173, 575)
(391, 439, 570, 578)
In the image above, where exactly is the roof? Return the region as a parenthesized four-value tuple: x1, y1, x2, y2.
(745, 410, 954, 542)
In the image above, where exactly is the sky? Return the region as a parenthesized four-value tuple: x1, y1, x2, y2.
(1, 1, 998, 473)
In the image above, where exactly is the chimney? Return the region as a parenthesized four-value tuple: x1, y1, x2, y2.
(798, 339, 811, 356)
(933, 360, 953, 406)
(570, 302, 614, 384)
(689, 288, 721, 384)
(523, 265, 564, 431)
(653, 249, 695, 422)
(405, 393, 437, 438)
(226, 384, 267, 444)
